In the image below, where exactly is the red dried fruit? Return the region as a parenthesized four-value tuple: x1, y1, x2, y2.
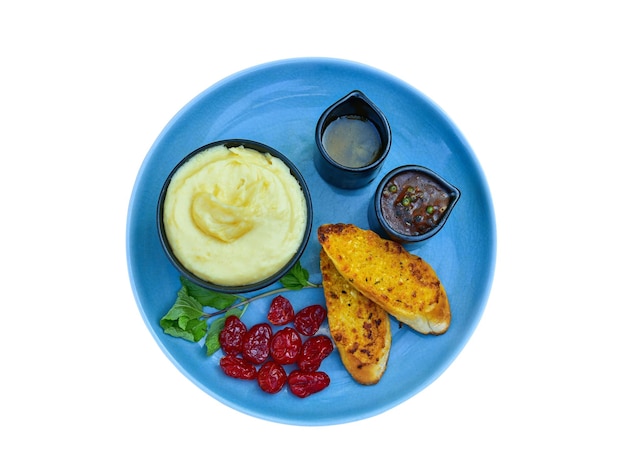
(257, 361, 287, 394)
(288, 370, 330, 398)
(267, 295, 295, 325)
(219, 315, 247, 355)
(297, 335, 334, 372)
(219, 355, 257, 380)
(270, 327, 302, 365)
(294, 304, 327, 336)
(242, 323, 272, 364)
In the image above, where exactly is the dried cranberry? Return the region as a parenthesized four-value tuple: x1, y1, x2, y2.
(219, 355, 257, 380)
(267, 295, 295, 325)
(297, 335, 334, 372)
(288, 370, 330, 398)
(241, 323, 272, 364)
(294, 304, 327, 336)
(270, 327, 302, 365)
(257, 361, 287, 394)
(219, 315, 247, 355)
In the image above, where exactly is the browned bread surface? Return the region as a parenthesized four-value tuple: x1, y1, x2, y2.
(320, 249, 391, 385)
(318, 223, 451, 335)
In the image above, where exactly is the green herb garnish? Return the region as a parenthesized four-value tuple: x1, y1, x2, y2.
(159, 261, 320, 356)
(279, 261, 316, 290)
(159, 286, 208, 342)
(179, 276, 238, 309)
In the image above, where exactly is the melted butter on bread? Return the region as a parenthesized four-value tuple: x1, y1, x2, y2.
(318, 223, 451, 335)
(320, 249, 391, 385)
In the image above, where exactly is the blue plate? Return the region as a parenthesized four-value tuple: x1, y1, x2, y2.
(126, 57, 496, 425)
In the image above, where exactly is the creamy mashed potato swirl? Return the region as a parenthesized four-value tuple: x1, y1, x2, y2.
(163, 145, 307, 286)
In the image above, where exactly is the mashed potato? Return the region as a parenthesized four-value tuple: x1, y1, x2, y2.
(163, 144, 307, 286)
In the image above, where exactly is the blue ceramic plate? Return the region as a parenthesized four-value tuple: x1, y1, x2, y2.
(126, 58, 496, 426)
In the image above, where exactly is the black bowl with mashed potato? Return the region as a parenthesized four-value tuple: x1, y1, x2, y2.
(157, 139, 313, 294)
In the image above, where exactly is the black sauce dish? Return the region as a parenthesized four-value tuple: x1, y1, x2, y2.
(157, 139, 313, 294)
(315, 90, 392, 190)
(368, 165, 461, 245)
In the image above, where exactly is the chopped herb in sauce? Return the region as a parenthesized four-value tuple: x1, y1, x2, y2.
(381, 171, 451, 236)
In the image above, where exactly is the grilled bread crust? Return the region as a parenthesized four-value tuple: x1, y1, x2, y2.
(320, 249, 391, 385)
(318, 223, 451, 335)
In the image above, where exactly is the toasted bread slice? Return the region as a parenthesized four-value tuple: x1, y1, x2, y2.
(318, 223, 451, 335)
(320, 249, 391, 385)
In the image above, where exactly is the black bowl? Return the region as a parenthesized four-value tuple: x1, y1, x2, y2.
(157, 139, 313, 294)
(315, 90, 392, 189)
(369, 165, 460, 244)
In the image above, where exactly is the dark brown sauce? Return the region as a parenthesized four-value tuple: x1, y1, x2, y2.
(380, 170, 451, 236)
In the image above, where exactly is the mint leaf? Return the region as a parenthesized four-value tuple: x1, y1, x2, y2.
(204, 332, 221, 357)
(180, 276, 239, 309)
(185, 317, 209, 342)
(160, 264, 319, 353)
(160, 287, 207, 342)
(279, 261, 310, 290)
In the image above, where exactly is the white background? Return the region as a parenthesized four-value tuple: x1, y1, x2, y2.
(2, 1, 624, 466)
